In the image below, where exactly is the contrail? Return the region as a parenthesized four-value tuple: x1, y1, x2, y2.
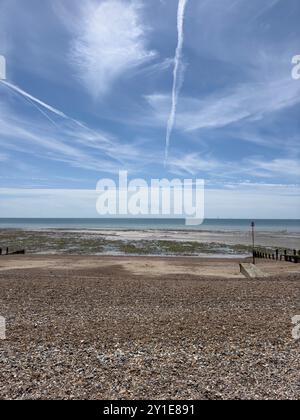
(0, 80, 67, 120)
(164, 0, 189, 166)
(0, 78, 124, 164)
(2, 83, 62, 130)
(0, 79, 109, 142)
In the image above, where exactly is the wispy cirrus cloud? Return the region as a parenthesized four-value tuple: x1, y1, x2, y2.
(0, 85, 151, 176)
(68, 0, 157, 97)
(249, 158, 300, 178)
(146, 77, 300, 133)
(168, 153, 220, 176)
(168, 152, 300, 182)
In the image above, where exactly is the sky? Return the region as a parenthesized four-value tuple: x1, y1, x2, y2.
(0, 0, 299, 219)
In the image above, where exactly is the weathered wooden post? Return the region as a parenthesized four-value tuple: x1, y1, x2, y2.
(251, 221, 256, 265)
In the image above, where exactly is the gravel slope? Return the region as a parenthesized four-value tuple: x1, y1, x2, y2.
(0, 256, 299, 400)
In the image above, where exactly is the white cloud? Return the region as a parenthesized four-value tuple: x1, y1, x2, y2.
(168, 153, 221, 176)
(205, 185, 300, 219)
(0, 189, 99, 218)
(70, 0, 156, 97)
(249, 159, 300, 178)
(167, 152, 300, 182)
(0, 88, 149, 175)
(146, 77, 300, 133)
(1, 184, 299, 219)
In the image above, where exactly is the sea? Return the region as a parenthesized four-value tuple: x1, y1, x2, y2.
(0, 218, 299, 233)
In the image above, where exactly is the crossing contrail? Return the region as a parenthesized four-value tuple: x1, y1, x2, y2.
(0, 80, 67, 120)
(0, 79, 110, 142)
(0, 78, 126, 165)
(164, 0, 189, 166)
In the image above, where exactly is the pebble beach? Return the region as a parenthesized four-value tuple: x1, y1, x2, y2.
(0, 255, 299, 400)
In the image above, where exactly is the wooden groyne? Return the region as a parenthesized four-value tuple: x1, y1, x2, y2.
(253, 249, 300, 263)
(0, 248, 25, 256)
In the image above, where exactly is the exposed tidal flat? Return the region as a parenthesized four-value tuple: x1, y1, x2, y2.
(0, 227, 299, 257)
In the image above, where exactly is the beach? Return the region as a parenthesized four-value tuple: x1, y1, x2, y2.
(1, 0, 299, 404)
(1, 225, 300, 257)
(0, 255, 299, 400)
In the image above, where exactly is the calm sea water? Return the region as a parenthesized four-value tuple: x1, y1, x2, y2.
(0, 218, 299, 233)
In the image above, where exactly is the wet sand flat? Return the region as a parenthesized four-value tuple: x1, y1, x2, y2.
(0, 255, 299, 400)
(1, 228, 300, 256)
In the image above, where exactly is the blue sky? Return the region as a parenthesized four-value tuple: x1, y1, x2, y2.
(0, 0, 299, 218)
